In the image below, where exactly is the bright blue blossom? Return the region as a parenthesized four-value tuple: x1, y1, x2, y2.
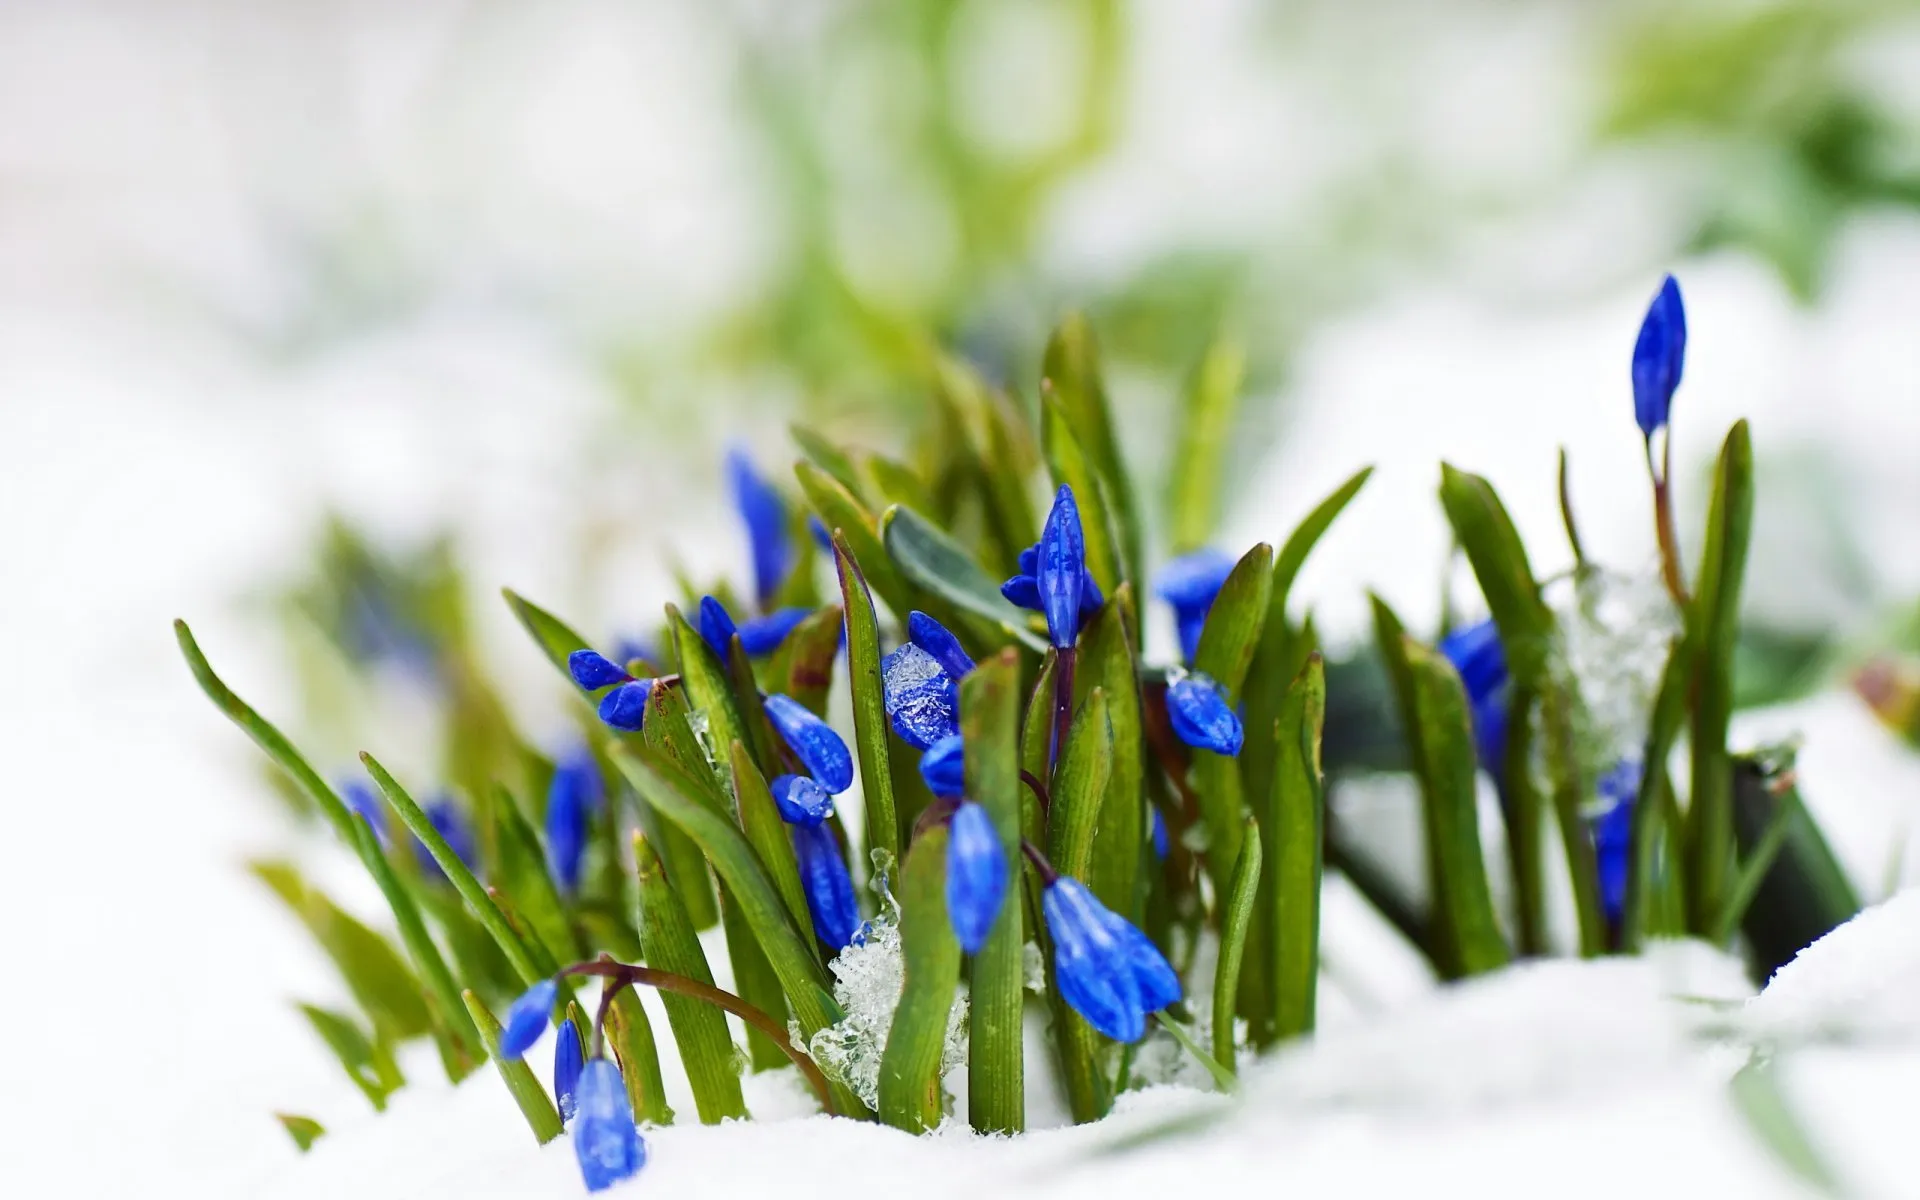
(1156, 548, 1236, 664)
(1001, 487, 1103, 644)
(764, 694, 854, 793)
(1593, 759, 1642, 925)
(739, 607, 812, 656)
(946, 801, 1007, 954)
(554, 1021, 585, 1123)
(728, 447, 792, 607)
(1042, 877, 1181, 1043)
(597, 679, 654, 733)
(416, 797, 479, 880)
(569, 649, 631, 691)
(499, 978, 557, 1058)
(1165, 674, 1244, 756)
(546, 746, 601, 894)
(1440, 619, 1509, 777)
(772, 773, 834, 826)
(1631, 274, 1687, 437)
(699, 595, 739, 658)
(908, 611, 975, 680)
(573, 1057, 647, 1192)
(919, 733, 966, 798)
(883, 645, 960, 750)
(793, 821, 861, 950)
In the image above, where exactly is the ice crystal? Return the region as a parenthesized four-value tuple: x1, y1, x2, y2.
(1545, 568, 1679, 813)
(805, 909, 969, 1112)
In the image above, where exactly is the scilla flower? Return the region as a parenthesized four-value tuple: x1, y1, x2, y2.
(498, 978, 558, 1058)
(546, 745, 601, 895)
(792, 821, 861, 950)
(553, 1020, 585, 1123)
(728, 446, 793, 608)
(919, 733, 966, 798)
(1593, 759, 1642, 926)
(1439, 619, 1508, 777)
(945, 801, 1006, 954)
(1002, 486, 1103, 646)
(771, 773, 834, 826)
(764, 694, 854, 793)
(573, 1056, 647, 1191)
(1043, 877, 1181, 1043)
(1631, 274, 1686, 437)
(1165, 673, 1244, 756)
(699, 595, 813, 660)
(568, 649, 654, 734)
(1155, 548, 1236, 664)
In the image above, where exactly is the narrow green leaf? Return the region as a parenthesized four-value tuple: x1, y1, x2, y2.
(1190, 545, 1275, 901)
(491, 785, 581, 968)
(1212, 817, 1261, 1075)
(502, 588, 594, 682)
(638, 683, 722, 930)
(770, 604, 843, 717)
(860, 451, 937, 518)
(1152, 1011, 1237, 1094)
(878, 825, 963, 1132)
(933, 357, 1039, 577)
(1266, 654, 1326, 1045)
(721, 882, 792, 1073)
(881, 504, 1048, 651)
(250, 861, 431, 1041)
(962, 649, 1025, 1134)
(731, 741, 816, 950)
(299, 1003, 404, 1111)
(1730, 754, 1862, 979)
(1021, 652, 1059, 786)
(798, 460, 912, 621)
(833, 530, 900, 866)
(666, 606, 749, 789)
(1167, 336, 1245, 554)
(725, 635, 788, 784)
(275, 1114, 326, 1152)
(1041, 396, 1125, 596)
(1730, 1057, 1845, 1196)
(462, 990, 564, 1144)
(634, 834, 747, 1123)
(1043, 313, 1144, 603)
(790, 423, 868, 501)
(1080, 588, 1146, 918)
(605, 988, 674, 1126)
(1437, 464, 1553, 674)
(1715, 785, 1805, 945)
(1048, 686, 1113, 1123)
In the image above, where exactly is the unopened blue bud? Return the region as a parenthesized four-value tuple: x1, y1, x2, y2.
(771, 773, 834, 826)
(1001, 506, 1103, 639)
(569, 650, 630, 691)
(554, 1021, 585, 1123)
(546, 746, 600, 894)
(1631, 274, 1686, 437)
(1165, 674, 1244, 756)
(764, 694, 854, 793)
(1038, 486, 1088, 648)
(1043, 877, 1181, 1043)
(573, 1057, 647, 1191)
(597, 679, 654, 733)
(907, 611, 975, 680)
(945, 801, 1006, 954)
(738, 607, 812, 656)
(499, 978, 557, 1059)
(919, 733, 966, 798)
(793, 821, 860, 951)
(1156, 548, 1236, 664)
(882, 643, 960, 750)
(728, 447, 793, 607)
(1440, 619, 1509, 778)
(699, 595, 739, 659)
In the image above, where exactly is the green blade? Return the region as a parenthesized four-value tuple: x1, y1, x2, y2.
(502, 588, 594, 683)
(1211, 816, 1261, 1075)
(1080, 588, 1146, 919)
(963, 648, 1025, 1134)
(833, 530, 900, 866)
(1043, 313, 1143, 603)
(1166, 335, 1245, 555)
(634, 833, 748, 1123)
(1189, 544, 1275, 902)
(1041, 396, 1126, 599)
(275, 1114, 326, 1153)
(1265, 654, 1326, 1045)
(1048, 685, 1114, 1122)
(605, 987, 674, 1126)
(877, 825, 963, 1132)
(249, 861, 432, 1041)
(798, 459, 912, 622)
(731, 740, 817, 950)
(881, 504, 1048, 652)
(462, 989, 564, 1144)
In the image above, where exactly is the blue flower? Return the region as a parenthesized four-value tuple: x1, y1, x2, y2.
(597, 679, 654, 733)
(612, 637, 655, 670)
(740, 607, 813, 656)
(416, 796, 479, 880)
(1042, 877, 1181, 1043)
(554, 1020, 585, 1123)
(1001, 487, 1103, 645)
(573, 1057, 647, 1192)
(1155, 548, 1236, 664)
(699, 595, 739, 659)
(946, 801, 1006, 954)
(882, 644, 960, 750)
(546, 746, 601, 895)
(1631, 274, 1686, 437)
(340, 779, 388, 846)
(499, 978, 557, 1058)
(919, 733, 966, 798)
(1440, 619, 1509, 777)
(908, 611, 975, 680)
(772, 773, 834, 827)
(728, 447, 793, 607)
(1593, 759, 1642, 925)
(1165, 674, 1244, 756)
(1151, 808, 1170, 861)
(793, 821, 860, 951)
(569, 649, 632, 691)
(764, 694, 854, 793)
(808, 515, 834, 554)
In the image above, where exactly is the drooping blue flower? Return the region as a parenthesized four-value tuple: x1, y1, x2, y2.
(882, 643, 960, 750)
(771, 773, 834, 827)
(919, 733, 966, 798)
(554, 1020, 585, 1123)
(1631, 274, 1687, 437)
(1156, 548, 1236, 664)
(1001, 489, 1103, 643)
(1042, 877, 1181, 1043)
(908, 611, 975, 681)
(1593, 759, 1642, 926)
(728, 447, 793, 607)
(546, 746, 601, 894)
(569, 649, 632, 691)
(597, 679, 655, 733)
(1440, 619, 1509, 777)
(416, 796, 479, 880)
(499, 978, 558, 1058)
(699, 595, 739, 659)
(946, 801, 1006, 954)
(340, 779, 388, 846)
(572, 1056, 647, 1192)
(1165, 674, 1244, 756)
(739, 607, 813, 656)
(1151, 807, 1170, 861)
(793, 821, 861, 950)
(764, 694, 854, 793)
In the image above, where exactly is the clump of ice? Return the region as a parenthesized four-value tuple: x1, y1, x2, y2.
(1545, 567, 1681, 812)
(806, 909, 971, 1113)
(1022, 940, 1047, 993)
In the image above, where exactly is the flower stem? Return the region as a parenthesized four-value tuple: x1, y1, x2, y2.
(1648, 435, 1689, 608)
(1052, 645, 1077, 768)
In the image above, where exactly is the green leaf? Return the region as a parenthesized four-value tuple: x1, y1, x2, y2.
(502, 588, 593, 683)
(1212, 816, 1261, 1075)
(725, 635, 788, 785)
(1686, 421, 1755, 937)
(1166, 335, 1245, 554)
(1264, 654, 1325, 1046)
(1190, 545, 1275, 901)
(1151, 1012, 1237, 1094)
(961, 649, 1025, 1134)
(769, 604, 844, 716)
(933, 357, 1039, 577)
(797, 460, 912, 621)
(1731, 753, 1862, 980)
(1623, 636, 1692, 949)
(1042, 396, 1125, 597)
(299, 1003, 405, 1111)
(275, 1114, 326, 1153)
(881, 504, 1048, 651)
(490, 785, 581, 968)
(1043, 313, 1144, 603)
(721, 879, 792, 1073)
(638, 683, 722, 930)
(833, 530, 901, 867)
(1437, 464, 1553, 677)
(666, 606, 749, 791)
(634, 834, 748, 1122)
(605, 988, 674, 1126)
(790, 423, 868, 501)
(1730, 1057, 1846, 1196)
(461, 990, 564, 1145)
(877, 825, 963, 1133)
(250, 861, 431, 1041)
(1048, 685, 1113, 1123)
(731, 741, 817, 950)
(1080, 588, 1146, 918)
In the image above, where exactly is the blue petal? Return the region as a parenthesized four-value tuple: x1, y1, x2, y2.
(569, 650, 630, 691)
(907, 611, 975, 680)
(499, 979, 557, 1059)
(1155, 548, 1237, 612)
(699, 595, 739, 659)
(772, 773, 834, 826)
(739, 607, 812, 656)
(1166, 675, 1244, 756)
(1175, 611, 1208, 667)
(1000, 574, 1042, 611)
(1017, 545, 1039, 576)
(1106, 908, 1182, 1012)
(1631, 274, 1687, 437)
(793, 821, 861, 951)
(546, 749, 598, 894)
(1439, 619, 1507, 708)
(808, 515, 834, 553)
(765, 694, 854, 793)
(554, 1022, 585, 1123)
(946, 802, 1007, 954)
(1043, 879, 1145, 1043)
(919, 733, 966, 799)
(1151, 808, 1169, 861)
(573, 1057, 647, 1191)
(881, 644, 960, 750)
(728, 447, 793, 607)
(1038, 486, 1089, 648)
(340, 779, 388, 847)
(1593, 760, 1642, 925)
(597, 679, 654, 732)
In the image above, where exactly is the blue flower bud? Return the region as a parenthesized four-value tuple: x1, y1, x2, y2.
(945, 801, 1006, 954)
(919, 733, 966, 798)
(1593, 759, 1642, 926)
(907, 611, 975, 681)
(793, 821, 861, 951)
(1151, 807, 1170, 861)
(1631, 274, 1686, 437)
(416, 796, 479, 880)
(699, 595, 739, 659)
(499, 978, 557, 1059)
(772, 773, 834, 826)
(1038, 486, 1089, 648)
(1042, 877, 1181, 1043)
(573, 1057, 647, 1192)
(1001, 513, 1103, 638)
(554, 1020, 585, 1123)
(881, 643, 960, 750)
(546, 746, 600, 894)
(808, 515, 834, 554)
(728, 447, 793, 607)
(764, 694, 854, 793)
(1155, 548, 1237, 664)
(1165, 674, 1244, 756)
(340, 779, 388, 846)
(597, 679, 654, 733)
(1440, 619, 1509, 778)
(738, 607, 812, 656)
(569, 649, 631, 691)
